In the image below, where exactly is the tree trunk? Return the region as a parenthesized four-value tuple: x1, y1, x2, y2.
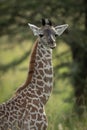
(84, 0, 87, 30)
(71, 42, 87, 115)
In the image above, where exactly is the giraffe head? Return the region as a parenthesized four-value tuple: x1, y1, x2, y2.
(28, 19, 68, 49)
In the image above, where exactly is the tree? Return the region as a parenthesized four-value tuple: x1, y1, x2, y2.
(61, 0, 87, 115)
(0, 0, 87, 115)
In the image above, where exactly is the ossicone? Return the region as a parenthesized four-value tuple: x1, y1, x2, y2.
(41, 18, 52, 26)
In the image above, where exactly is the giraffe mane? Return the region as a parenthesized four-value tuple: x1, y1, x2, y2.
(15, 39, 38, 95)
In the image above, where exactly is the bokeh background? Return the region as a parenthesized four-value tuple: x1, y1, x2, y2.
(0, 0, 87, 129)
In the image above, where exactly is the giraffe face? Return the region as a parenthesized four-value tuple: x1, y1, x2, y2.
(28, 20, 68, 49)
(38, 25, 57, 49)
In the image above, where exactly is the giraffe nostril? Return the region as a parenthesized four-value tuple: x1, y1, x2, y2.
(50, 40, 56, 45)
(49, 41, 56, 49)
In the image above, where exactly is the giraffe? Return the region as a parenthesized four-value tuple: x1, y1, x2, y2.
(0, 19, 68, 130)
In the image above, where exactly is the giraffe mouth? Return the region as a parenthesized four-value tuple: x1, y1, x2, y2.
(50, 44, 56, 49)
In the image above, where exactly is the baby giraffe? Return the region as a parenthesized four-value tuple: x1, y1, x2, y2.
(0, 19, 68, 130)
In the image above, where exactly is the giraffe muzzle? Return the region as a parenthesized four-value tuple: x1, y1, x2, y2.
(49, 35, 56, 49)
(50, 43, 56, 49)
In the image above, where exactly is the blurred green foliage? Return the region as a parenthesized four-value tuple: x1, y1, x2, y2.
(0, 0, 87, 129)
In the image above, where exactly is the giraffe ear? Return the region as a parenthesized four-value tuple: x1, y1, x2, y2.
(55, 24, 68, 36)
(28, 23, 40, 36)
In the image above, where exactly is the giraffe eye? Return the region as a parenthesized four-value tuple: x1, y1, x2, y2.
(39, 34, 44, 37)
(55, 34, 58, 37)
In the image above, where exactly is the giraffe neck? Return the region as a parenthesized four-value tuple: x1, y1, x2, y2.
(16, 39, 53, 105)
(31, 40, 53, 105)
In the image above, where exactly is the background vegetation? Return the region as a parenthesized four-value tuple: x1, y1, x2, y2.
(0, 0, 87, 129)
